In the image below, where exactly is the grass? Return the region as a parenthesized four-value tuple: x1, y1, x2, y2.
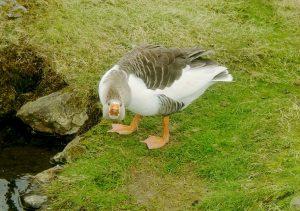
(1, 0, 300, 210)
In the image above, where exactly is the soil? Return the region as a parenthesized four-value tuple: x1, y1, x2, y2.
(0, 43, 67, 121)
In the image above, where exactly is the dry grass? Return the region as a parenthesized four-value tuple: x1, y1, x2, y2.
(126, 160, 205, 210)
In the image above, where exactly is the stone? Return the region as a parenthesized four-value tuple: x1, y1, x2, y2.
(51, 136, 86, 164)
(17, 90, 95, 136)
(34, 165, 63, 184)
(7, 3, 27, 18)
(0, 0, 27, 19)
(290, 196, 300, 210)
(0, 1, 8, 6)
(23, 195, 47, 209)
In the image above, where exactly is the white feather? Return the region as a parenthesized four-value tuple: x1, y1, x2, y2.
(101, 64, 232, 116)
(98, 65, 119, 105)
(127, 75, 160, 116)
(153, 65, 232, 106)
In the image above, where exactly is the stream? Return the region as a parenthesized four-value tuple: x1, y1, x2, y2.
(0, 118, 64, 210)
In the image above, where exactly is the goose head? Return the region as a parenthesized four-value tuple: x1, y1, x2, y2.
(103, 98, 125, 120)
(100, 67, 130, 121)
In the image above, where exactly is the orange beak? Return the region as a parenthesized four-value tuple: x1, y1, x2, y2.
(109, 103, 120, 116)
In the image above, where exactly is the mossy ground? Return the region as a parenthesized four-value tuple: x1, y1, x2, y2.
(1, 0, 299, 210)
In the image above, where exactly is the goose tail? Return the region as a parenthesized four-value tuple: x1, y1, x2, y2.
(212, 68, 233, 82)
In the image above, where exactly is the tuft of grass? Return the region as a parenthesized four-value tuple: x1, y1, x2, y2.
(1, 0, 299, 210)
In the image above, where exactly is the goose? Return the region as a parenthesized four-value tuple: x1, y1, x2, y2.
(98, 45, 233, 149)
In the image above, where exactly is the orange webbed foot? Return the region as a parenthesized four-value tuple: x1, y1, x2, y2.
(142, 135, 169, 149)
(108, 124, 135, 135)
(108, 114, 142, 135)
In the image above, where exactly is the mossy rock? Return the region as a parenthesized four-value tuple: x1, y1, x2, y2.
(17, 89, 101, 136)
(51, 136, 86, 164)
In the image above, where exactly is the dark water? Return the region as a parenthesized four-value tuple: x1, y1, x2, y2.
(0, 118, 64, 210)
(0, 146, 59, 210)
(0, 146, 57, 179)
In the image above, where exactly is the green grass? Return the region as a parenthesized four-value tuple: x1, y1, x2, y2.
(1, 0, 300, 210)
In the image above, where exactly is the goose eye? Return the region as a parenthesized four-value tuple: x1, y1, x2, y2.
(108, 102, 111, 106)
(120, 103, 123, 107)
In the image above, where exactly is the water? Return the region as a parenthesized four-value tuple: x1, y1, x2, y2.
(0, 176, 30, 210)
(0, 145, 59, 210)
(0, 118, 64, 210)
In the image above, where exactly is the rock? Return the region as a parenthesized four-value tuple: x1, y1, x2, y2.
(51, 136, 86, 164)
(23, 195, 47, 209)
(17, 89, 101, 136)
(0, 0, 27, 19)
(7, 3, 27, 18)
(0, 0, 7, 6)
(291, 196, 300, 210)
(34, 165, 63, 184)
(17, 90, 95, 136)
(23, 166, 63, 210)
(0, 0, 12, 7)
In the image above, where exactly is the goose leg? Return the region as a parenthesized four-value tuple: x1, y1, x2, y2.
(143, 116, 170, 149)
(108, 114, 142, 135)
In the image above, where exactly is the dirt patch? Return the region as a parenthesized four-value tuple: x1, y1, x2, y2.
(0, 43, 67, 120)
(126, 160, 206, 210)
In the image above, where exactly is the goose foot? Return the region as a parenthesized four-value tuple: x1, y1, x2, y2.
(142, 116, 170, 149)
(142, 136, 169, 149)
(108, 114, 142, 135)
(108, 124, 135, 135)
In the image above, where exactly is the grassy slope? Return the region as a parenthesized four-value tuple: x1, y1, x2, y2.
(2, 0, 300, 210)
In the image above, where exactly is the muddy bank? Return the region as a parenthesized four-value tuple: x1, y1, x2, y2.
(0, 44, 67, 209)
(0, 43, 67, 121)
(0, 43, 101, 210)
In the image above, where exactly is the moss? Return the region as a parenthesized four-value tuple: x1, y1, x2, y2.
(0, 43, 67, 119)
(77, 89, 102, 135)
(0, 44, 43, 93)
(0, 85, 16, 117)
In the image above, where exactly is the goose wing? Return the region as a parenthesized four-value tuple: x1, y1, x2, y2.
(118, 44, 207, 90)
